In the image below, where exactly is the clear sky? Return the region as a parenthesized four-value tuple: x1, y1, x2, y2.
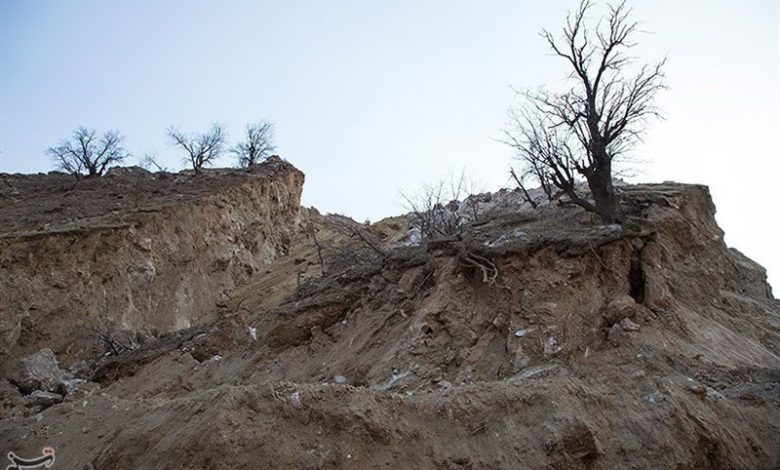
(1, 0, 778, 289)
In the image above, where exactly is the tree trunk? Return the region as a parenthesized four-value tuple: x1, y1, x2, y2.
(586, 159, 622, 224)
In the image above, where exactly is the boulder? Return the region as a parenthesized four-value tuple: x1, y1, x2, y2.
(543, 336, 562, 357)
(607, 324, 626, 347)
(0, 378, 24, 408)
(9, 348, 71, 394)
(0, 379, 24, 420)
(24, 390, 63, 408)
(620, 318, 641, 332)
(604, 295, 640, 325)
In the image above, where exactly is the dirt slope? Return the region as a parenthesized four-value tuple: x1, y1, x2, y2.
(1, 173, 778, 469)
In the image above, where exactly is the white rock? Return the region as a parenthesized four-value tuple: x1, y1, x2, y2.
(334, 375, 347, 384)
(63, 378, 86, 394)
(644, 392, 661, 404)
(248, 327, 257, 341)
(25, 390, 63, 407)
(10, 349, 71, 394)
(543, 336, 562, 356)
(511, 364, 561, 381)
(620, 318, 641, 332)
(437, 380, 453, 389)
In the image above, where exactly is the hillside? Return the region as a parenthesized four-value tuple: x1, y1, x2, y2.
(1, 161, 778, 469)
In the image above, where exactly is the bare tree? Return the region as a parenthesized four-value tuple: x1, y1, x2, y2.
(306, 219, 327, 277)
(84, 318, 134, 356)
(402, 176, 500, 285)
(140, 152, 169, 172)
(47, 127, 129, 177)
(503, 0, 666, 223)
(304, 215, 388, 278)
(402, 182, 463, 240)
(333, 217, 387, 261)
(231, 121, 276, 167)
(401, 171, 480, 241)
(167, 124, 227, 172)
(509, 165, 557, 209)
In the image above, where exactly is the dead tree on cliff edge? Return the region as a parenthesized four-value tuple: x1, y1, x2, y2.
(47, 127, 129, 177)
(231, 121, 276, 167)
(503, 0, 666, 223)
(167, 124, 227, 172)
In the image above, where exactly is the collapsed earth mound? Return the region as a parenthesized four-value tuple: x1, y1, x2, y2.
(1, 162, 778, 469)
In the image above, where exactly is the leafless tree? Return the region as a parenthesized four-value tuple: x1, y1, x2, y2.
(232, 121, 276, 167)
(334, 218, 387, 261)
(140, 152, 169, 172)
(84, 318, 133, 356)
(47, 127, 129, 177)
(402, 182, 463, 240)
(401, 171, 481, 241)
(502, 0, 666, 223)
(509, 165, 557, 209)
(401, 177, 500, 285)
(304, 215, 388, 278)
(167, 124, 227, 172)
(305, 219, 327, 276)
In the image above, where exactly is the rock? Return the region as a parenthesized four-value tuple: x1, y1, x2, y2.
(543, 336, 562, 356)
(511, 364, 561, 382)
(9, 348, 71, 394)
(644, 392, 662, 404)
(25, 390, 63, 408)
(607, 324, 626, 347)
(619, 318, 641, 332)
(62, 378, 86, 393)
(687, 384, 707, 399)
(437, 380, 453, 389)
(607, 317, 641, 347)
(334, 375, 347, 384)
(605, 295, 639, 325)
(289, 391, 301, 407)
(0, 378, 24, 409)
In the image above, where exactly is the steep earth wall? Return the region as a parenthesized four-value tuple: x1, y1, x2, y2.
(0, 157, 304, 364)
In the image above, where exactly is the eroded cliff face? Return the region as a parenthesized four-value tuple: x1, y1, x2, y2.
(0, 157, 304, 364)
(0, 180, 778, 469)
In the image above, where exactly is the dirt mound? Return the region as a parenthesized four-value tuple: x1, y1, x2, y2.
(1, 176, 778, 469)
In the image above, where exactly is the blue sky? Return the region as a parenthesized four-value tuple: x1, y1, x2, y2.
(1, 0, 778, 288)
